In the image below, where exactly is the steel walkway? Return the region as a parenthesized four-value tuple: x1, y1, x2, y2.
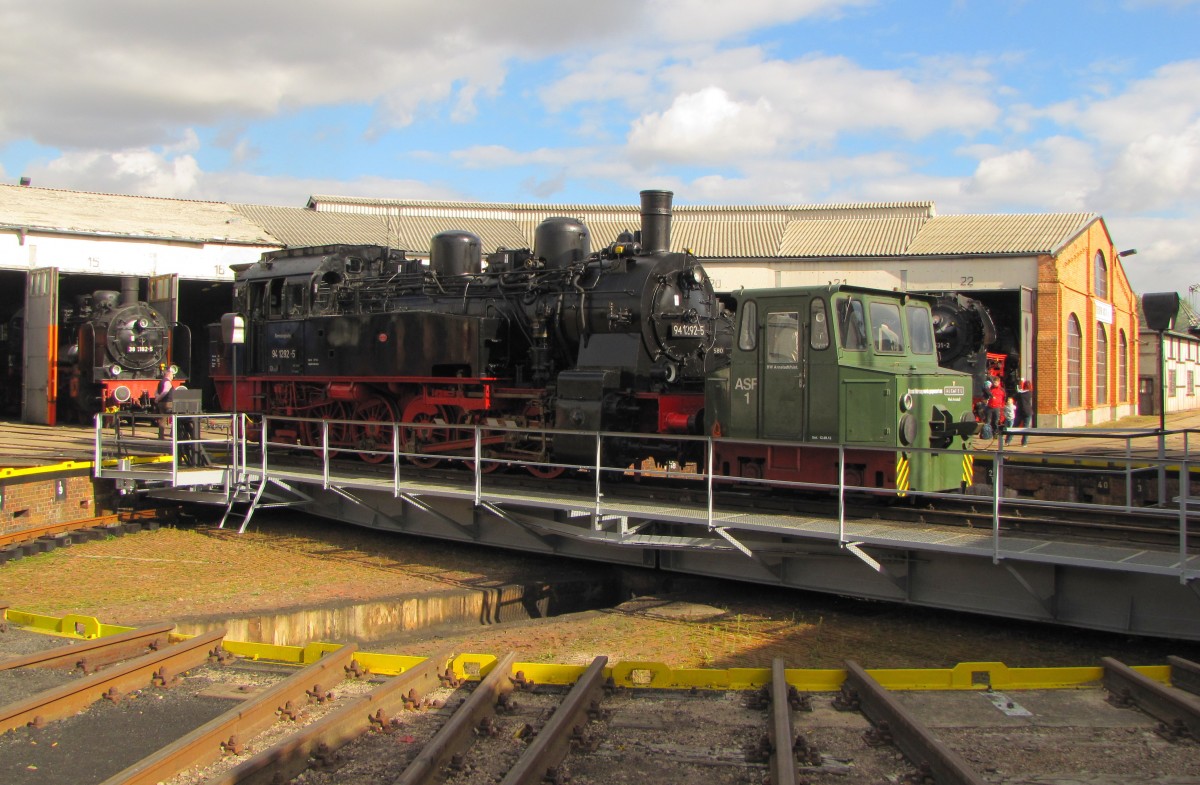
(92, 412, 1199, 641)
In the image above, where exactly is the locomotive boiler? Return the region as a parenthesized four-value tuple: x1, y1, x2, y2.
(210, 190, 727, 472)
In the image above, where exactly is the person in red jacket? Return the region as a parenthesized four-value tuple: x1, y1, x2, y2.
(986, 378, 1005, 438)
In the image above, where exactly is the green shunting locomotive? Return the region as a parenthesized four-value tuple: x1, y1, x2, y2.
(706, 285, 979, 495)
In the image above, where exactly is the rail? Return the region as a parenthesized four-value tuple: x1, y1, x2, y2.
(0, 629, 227, 735)
(203, 648, 455, 785)
(838, 660, 989, 785)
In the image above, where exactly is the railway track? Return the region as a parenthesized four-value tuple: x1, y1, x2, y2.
(2, 622, 1199, 784)
(0, 510, 170, 566)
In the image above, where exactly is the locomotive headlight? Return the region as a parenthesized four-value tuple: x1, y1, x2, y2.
(109, 364, 122, 377)
(169, 364, 180, 377)
(900, 391, 913, 411)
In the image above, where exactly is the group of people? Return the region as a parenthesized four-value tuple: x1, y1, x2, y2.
(982, 376, 1034, 445)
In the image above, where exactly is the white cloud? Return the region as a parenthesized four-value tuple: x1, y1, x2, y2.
(40, 148, 203, 199)
(0, 1, 638, 148)
(1104, 214, 1200, 295)
(1042, 61, 1200, 147)
(612, 50, 1000, 166)
(18, 141, 457, 207)
(627, 87, 783, 164)
(1101, 119, 1200, 211)
(958, 136, 1098, 212)
(644, 0, 874, 43)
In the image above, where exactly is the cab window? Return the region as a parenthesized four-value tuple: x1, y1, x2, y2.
(738, 300, 758, 351)
(870, 301, 904, 352)
(766, 312, 799, 363)
(810, 298, 830, 350)
(267, 278, 284, 318)
(284, 277, 307, 318)
(836, 297, 867, 350)
(906, 304, 935, 355)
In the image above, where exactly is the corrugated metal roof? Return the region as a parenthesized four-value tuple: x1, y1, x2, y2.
(233, 204, 531, 254)
(0, 184, 275, 245)
(674, 219, 789, 257)
(401, 217, 531, 252)
(0, 187, 1106, 265)
(779, 216, 924, 257)
(305, 194, 935, 258)
(230, 204, 382, 247)
(905, 213, 1097, 256)
(309, 193, 934, 217)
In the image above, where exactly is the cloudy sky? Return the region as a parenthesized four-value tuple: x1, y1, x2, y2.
(1, 1, 1197, 296)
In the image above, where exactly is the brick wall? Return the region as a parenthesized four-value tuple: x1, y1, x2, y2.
(1036, 220, 1139, 427)
(0, 473, 116, 540)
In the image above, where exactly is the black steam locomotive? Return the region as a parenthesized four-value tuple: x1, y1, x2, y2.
(210, 191, 726, 473)
(209, 190, 977, 493)
(931, 292, 1020, 402)
(23, 279, 191, 421)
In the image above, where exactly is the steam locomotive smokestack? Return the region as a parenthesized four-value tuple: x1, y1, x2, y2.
(639, 189, 673, 254)
(119, 277, 138, 306)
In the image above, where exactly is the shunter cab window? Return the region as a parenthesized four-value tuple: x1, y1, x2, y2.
(836, 297, 867, 350)
(906, 304, 935, 355)
(738, 300, 758, 351)
(766, 312, 799, 363)
(870, 301, 904, 353)
(810, 298, 830, 350)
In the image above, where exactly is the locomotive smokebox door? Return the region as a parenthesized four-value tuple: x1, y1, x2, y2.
(555, 369, 620, 464)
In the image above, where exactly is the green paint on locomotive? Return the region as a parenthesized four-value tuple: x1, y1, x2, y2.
(706, 285, 977, 493)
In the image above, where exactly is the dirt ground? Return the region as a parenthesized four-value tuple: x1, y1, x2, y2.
(2, 509, 1198, 670)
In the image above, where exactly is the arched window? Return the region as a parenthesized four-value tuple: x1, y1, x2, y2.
(1096, 322, 1108, 405)
(1118, 330, 1128, 403)
(1067, 314, 1082, 408)
(1094, 250, 1108, 299)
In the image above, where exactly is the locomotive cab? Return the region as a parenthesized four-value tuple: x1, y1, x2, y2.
(708, 285, 976, 494)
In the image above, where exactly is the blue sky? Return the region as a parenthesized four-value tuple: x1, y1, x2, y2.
(1, 1, 1198, 296)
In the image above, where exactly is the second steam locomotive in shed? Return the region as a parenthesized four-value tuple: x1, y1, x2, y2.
(60, 279, 190, 419)
(1, 277, 191, 421)
(209, 190, 977, 494)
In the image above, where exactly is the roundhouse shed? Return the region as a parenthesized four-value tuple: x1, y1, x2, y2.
(0, 184, 1140, 429)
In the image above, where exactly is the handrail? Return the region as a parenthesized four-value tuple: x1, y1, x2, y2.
(95, 410, 1196, 583)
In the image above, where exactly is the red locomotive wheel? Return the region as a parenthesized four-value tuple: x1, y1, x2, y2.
(525, 464, 566, 480)
(456, 409, 503, 474)
(353, 396, 398, 464)
(400, 399, 450, 469)
(302, 400, 352, 459)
